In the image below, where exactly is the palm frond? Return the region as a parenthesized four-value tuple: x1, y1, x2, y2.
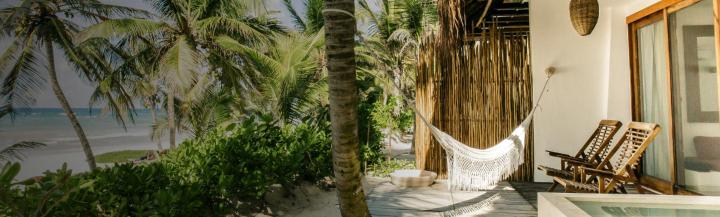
(1, 31, 43, 108)
(196, 16, 269, 44)
(0, 103, 14, 120)
(158, 36, 200, 92)
(76, 19, 169, 43)
(214, 35, 281, 74)
(283, 0, 307, 31)
(0, 141, 46, 162)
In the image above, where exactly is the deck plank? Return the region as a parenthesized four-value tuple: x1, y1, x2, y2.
(367, 181, 537, 216)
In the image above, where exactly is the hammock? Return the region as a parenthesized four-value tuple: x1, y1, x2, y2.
(415, 107, 533, 190)
(413, 76, 551, 190)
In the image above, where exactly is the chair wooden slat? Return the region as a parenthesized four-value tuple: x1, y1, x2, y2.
(537, 120, 623, 191)
(554, 122, 661, 193)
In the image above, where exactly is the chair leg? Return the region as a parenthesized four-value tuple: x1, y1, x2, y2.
(619, 185, 627, 194)
(547, 181, 559, 192)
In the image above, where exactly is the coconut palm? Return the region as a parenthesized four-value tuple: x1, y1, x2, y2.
(78, 0, 282, 149)
(0, 0, 148, 170)
(323, 0, 370, 215)
(357, 0, 437, 155)
(135, 80, 164, 151)
(358, 0, 437, 99)
(217, 31, 327, 124)
(284, 0, 325, 34)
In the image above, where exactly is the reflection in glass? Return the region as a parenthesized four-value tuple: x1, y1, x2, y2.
(669, 0, 720, 195)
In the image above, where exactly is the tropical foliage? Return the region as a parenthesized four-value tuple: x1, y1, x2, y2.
(0, 113, 334, 216)
(78, 0, 284, 149)
(0, 142, 45, 163)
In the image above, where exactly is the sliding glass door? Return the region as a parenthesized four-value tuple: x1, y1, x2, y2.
(668, 0, 720, 195)
(630, 0, 720, 195)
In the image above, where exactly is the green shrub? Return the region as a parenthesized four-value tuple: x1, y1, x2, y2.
(86, 163, 211, 216)
(0, 162, 217, 217)
(0, 163, 95, 216)
(358, 95, 385, 167)
(371, 96, 415, 134)
(162, 114, 334, 207)
(280, 121, 333, 182)
(0, 109, 382, 216)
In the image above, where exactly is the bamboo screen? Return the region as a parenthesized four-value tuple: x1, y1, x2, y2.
(414, 0, 533, 181)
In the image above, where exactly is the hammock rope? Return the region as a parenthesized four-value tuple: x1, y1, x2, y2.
(411, 75, 551, 190)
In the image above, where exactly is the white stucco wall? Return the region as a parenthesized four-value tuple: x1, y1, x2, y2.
(530, 0, 661, 182)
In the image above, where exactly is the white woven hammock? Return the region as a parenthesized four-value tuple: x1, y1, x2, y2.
(414, 76, 550, 191)
(415, 108, 534, 191)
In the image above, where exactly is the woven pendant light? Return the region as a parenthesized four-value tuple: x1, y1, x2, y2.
(569, 0, 599, 36)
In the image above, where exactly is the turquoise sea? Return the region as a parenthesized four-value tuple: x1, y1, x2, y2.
(0, 108, 171, 179)
(1, 108, 155, 145)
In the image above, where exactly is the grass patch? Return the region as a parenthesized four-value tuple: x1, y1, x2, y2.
(95, 150, 150, 163)
(368, 159, 415, 177)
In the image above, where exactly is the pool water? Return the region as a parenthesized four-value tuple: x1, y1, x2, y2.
(572, 201, 720, 217)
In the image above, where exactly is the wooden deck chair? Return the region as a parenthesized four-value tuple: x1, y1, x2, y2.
(554, 122, 661, 193)
(537, 120, 623, 191)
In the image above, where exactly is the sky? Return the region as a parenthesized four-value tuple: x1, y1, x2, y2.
(0, 0, 329, 108)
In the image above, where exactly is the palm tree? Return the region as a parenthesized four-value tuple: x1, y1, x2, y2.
(284, 0, 325, 34)
(358, 0, 437, 99)
(0, 0, 147, 170)
(217, 31, 327, 123)
(323, 0, 370, 215)
(357, 0, 437, 154)
(79, 0, 282, 149)
(135, 81, 164, 151)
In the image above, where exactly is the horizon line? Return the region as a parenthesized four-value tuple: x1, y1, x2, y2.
(15, 107, 152, 110)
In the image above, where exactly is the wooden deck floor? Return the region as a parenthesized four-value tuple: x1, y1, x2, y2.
(366, 181, 537, 217)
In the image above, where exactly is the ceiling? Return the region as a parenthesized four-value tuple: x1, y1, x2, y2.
(466, 0, 529, 33)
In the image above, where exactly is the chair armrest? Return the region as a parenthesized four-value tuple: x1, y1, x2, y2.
(562, 158, 594, 168)
(546, 150, 572, 158)
(557, 155, 585, 163)
(579, 167, 614, 178)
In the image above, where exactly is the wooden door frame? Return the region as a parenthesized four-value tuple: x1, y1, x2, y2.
(627, 0, 719, 195)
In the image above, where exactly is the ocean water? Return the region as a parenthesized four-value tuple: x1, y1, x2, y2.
(0, 108, 169, 179)
(0, 108, 154, 145)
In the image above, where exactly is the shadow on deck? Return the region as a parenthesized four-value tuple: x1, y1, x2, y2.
(366, 181, 537, 217)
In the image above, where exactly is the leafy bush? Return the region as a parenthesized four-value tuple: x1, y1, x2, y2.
(87, 163, 210, 216)
(357, 83, 386, 168)
(371, 96, 415, 134)
(162, 114, 334, 207)
(281, 121, 333, 182)
(0, 163, 94, 216)
(0, 162, 215, 217)
(0, 110, 382, 216)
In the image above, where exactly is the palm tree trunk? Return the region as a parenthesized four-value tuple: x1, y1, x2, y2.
(150, 102, 163, 151)
(45, 39, 97, 170)
(323, 1, 370, 216)
(167, 92, 176, 149)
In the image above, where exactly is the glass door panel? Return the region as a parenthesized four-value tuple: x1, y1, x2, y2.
(638, 20, 673, 181)
(669, 0, 720, 195)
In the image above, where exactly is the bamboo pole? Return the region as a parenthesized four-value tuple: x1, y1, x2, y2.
(413, 1, 533, 181)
